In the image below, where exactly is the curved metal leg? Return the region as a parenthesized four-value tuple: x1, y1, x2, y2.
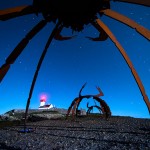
(92, 18, 150, 114)
(0, 20, 47, 82)
(24, 22, 61, 131)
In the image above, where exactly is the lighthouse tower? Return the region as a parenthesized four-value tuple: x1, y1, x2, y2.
(40, 98, 46, 107)
(38, 95, 54, 109)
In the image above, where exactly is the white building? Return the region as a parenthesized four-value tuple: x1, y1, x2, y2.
(38, 98, 54, 109)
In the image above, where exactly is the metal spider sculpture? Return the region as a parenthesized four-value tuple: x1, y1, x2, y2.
(0, 0, 150, 128)
(86, 102, 111, 119)
(87, 97, 111, 119)
(87, 103, 103, 115)
(66, 83, 111, 120)
(66, 83, 104, 120)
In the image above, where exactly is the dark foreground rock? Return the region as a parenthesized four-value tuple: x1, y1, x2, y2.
(0, 116, 150, 150)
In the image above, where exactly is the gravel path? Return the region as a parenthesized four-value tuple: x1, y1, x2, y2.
(0, 116, 150, 150)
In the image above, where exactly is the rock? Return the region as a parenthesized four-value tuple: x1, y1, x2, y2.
(28, 113, 65, 121)
(0, 115, 149, 149)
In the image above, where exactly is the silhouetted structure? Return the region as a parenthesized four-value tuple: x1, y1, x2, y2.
(66, 83, 92, 120)
(0, 0, 150, 129)
(66, 83, 111, 120)
(93, 96, 111, 119)
(87, 102, 102, 115)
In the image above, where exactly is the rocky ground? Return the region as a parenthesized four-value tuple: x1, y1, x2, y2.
(0, 115, 150, 150)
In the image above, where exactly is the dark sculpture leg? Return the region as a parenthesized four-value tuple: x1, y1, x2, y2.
(23, 22, 61, 132)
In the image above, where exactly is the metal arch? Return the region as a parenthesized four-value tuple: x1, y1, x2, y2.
(93, 96, 112, 119)
(66, 84, 107, 120)
(87, 105, 102, 115)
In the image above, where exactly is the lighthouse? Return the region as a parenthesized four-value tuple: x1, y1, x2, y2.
(40, 98, 46, 107)
(38, 95, 54, 109)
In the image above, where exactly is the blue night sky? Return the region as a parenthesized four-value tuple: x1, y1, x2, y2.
(0, 0, 150, 118)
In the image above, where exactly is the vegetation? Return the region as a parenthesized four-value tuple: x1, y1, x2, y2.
(0, 120, 21, 129)
(30, 110, 60, 115)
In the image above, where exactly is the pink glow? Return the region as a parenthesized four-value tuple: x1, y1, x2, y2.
(40, 99, 46, 102)
(40, 94, 47, 102)
(39, 92, 51, 103)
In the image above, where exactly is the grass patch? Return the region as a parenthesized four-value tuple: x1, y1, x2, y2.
(0, 120, 21, 129)
(30, 110, 59, 115)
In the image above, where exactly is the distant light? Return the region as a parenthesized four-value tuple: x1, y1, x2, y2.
(39, 92, 51, 104)
(40, 98, 46, 102)
(40, 94, 47, 102)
